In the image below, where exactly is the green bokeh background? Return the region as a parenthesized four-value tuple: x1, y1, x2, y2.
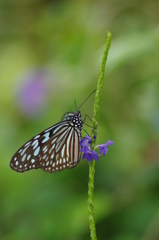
(1, 1, 159, 239)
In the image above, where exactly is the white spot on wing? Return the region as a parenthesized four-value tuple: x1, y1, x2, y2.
(51, 152, 54, 159)
(34, 135, 40, 139)
(61, 144, 65, 158)
(56, 153, 59, 161)
(32, 140, 38, 150)
(49, 144, 55, 154)
(74, 131, 78, 162)
(42, 132, 50, 143)
(51, 138, 57, 144)
(44, 126, 54, 133)
(43, 146, 48, 153)
(22, 153, 26, 162)
(66, 128, 73, 157)
(24, 141, 31, 147)
(34, 146, 40, 156)
(21, 143, 31, 156)
(31, 159, 35, 164)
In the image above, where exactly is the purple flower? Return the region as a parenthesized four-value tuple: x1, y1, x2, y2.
(80, 135, 99, 162)
(80, 135, 91, 152)
(80, 135, 91, 147)
(82, 150, 99, 162)
(80, 136, 114, 162)
(96, 140, 114, 156)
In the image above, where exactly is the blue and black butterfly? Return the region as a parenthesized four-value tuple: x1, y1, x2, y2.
(10, 90, 95, 173)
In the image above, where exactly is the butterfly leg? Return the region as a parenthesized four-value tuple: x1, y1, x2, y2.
(83, 114, 93, 123)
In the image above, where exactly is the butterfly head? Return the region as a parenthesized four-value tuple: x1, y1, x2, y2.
(71, 111, 83, 131)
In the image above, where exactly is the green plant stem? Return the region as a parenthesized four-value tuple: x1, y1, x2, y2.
(88, 32, 112, 240)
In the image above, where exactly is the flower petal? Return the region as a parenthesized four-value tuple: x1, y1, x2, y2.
(80, 145, 90, 153)
(82, 149, 99, 162)
(105, 140, 114, 147)
(79, 135, 91, 148)
(96, 140, 114, 156)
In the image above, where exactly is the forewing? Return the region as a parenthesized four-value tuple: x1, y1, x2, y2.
(39, 126, 81, 173)
(10, 121, 69, 172)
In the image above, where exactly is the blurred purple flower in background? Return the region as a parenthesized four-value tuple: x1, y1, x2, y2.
(16, 70, 51, 118)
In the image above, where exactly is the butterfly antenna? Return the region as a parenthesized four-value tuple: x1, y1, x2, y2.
(78, 89, 96, 110)
(74, 100, 77, 112)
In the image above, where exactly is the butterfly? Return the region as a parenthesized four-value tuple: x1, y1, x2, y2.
(10, 111, 83, 173)
(10, 90, 96, 173)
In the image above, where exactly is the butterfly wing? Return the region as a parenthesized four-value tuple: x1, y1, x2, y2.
(61, 112, 75, 121)
(10, 121, 81, 173)
(39, 125, 81, 173)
